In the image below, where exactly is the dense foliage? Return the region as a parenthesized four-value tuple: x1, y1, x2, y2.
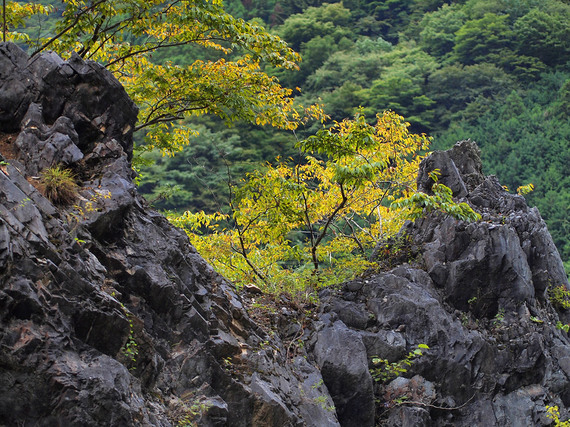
(8, 0, 570, 275)
(137, 0, 570, 272)
(169, 111, 479, 292)
(6, 0, 315, 158)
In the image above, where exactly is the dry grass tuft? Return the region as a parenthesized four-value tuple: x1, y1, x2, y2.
(40, 165, 79, 205)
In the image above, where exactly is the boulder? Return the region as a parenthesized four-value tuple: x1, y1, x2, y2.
(312, 318, 375, 426)
(0, 43, 38, 130)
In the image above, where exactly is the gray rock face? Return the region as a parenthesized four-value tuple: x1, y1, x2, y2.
(30, 50, 139, 156)
(0, 43, 338, 427)
(16, 107, 84, 176)
(418, 215, 535, 317)
(312, 318, 375, 426)
(412, 140, 568, 312)
(314, 140, 570, 426)
(0, 43, 38, 130)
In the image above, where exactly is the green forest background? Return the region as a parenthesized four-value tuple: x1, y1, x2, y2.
(25, 0, 570, 273)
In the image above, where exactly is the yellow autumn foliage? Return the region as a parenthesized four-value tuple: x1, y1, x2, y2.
(170, 111, 431, 293)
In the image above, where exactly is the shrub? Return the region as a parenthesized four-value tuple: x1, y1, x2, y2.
(370, 344, 429, 384)
(549, 285, 570, 310)
(546, 405, 570, 427)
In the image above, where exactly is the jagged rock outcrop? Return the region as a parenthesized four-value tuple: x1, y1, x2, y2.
(1, 41, 570, 427)
(314, 140, 570, 425)
(0, 43, 338, 426)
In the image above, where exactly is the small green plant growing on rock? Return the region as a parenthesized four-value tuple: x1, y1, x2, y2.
(40, 164, 78, 205)
(556, 321, 570, 333)
(171, 394, 211, 427)
(492, 308, 505, 327)
(391, 170, 481, 222)
(119, 303, 138, 371)
(549, 285, 570, 310)
(67, 189, 112, 222)
(177, 402, 209, 427)
(313, 395, 336, 412)
(370, 344, 429, 383)
(308, 379, 335, 412)
(546, 405, 570, 426)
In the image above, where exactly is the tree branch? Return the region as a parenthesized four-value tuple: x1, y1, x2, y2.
(310, 183, 348, 271)
(105, 37, 228, 68)
(394, 392, 477, 411)
(344, 217, 366, 255)
(134, 104, 216, 132)
(31, 0, 110, 57)
(3, 0, 6, 43)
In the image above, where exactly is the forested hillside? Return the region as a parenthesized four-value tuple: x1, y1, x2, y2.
(136, 0, 570, 272)
(13, 0, 569, 271)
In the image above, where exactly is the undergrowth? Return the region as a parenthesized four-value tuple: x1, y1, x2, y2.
(370, 344, 429, 384)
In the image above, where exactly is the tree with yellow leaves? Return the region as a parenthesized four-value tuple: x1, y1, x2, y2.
(172, 110, 480, 294)
(6, 0, 313, 156)
(171, 111, 435, 293)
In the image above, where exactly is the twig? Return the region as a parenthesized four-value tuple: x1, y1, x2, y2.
(396, 392, 477, 411)
(310, 183, 347, 271)
(31, 0, 109, 56)
(3, 0, 6, 42)
(286, 321, 304, 360)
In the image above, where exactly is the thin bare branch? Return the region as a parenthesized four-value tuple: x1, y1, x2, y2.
(31, 0, 110, 57)
(310, 183, 347, 271)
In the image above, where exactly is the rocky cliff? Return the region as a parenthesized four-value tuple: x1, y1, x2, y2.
(1, 42, 569, 426)
(315, 141, 570, 425)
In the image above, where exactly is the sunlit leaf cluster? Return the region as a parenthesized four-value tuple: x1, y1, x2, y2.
(120, 55, 307, 155)
(2, 1, 53, 43)
(391, 169, 481, 222)
(172, 111, 434, 293)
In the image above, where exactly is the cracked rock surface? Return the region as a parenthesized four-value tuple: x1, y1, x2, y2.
(313, 140, 570, 426)
(0, 43, 336, 426)
(1, 42, 569, 426)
